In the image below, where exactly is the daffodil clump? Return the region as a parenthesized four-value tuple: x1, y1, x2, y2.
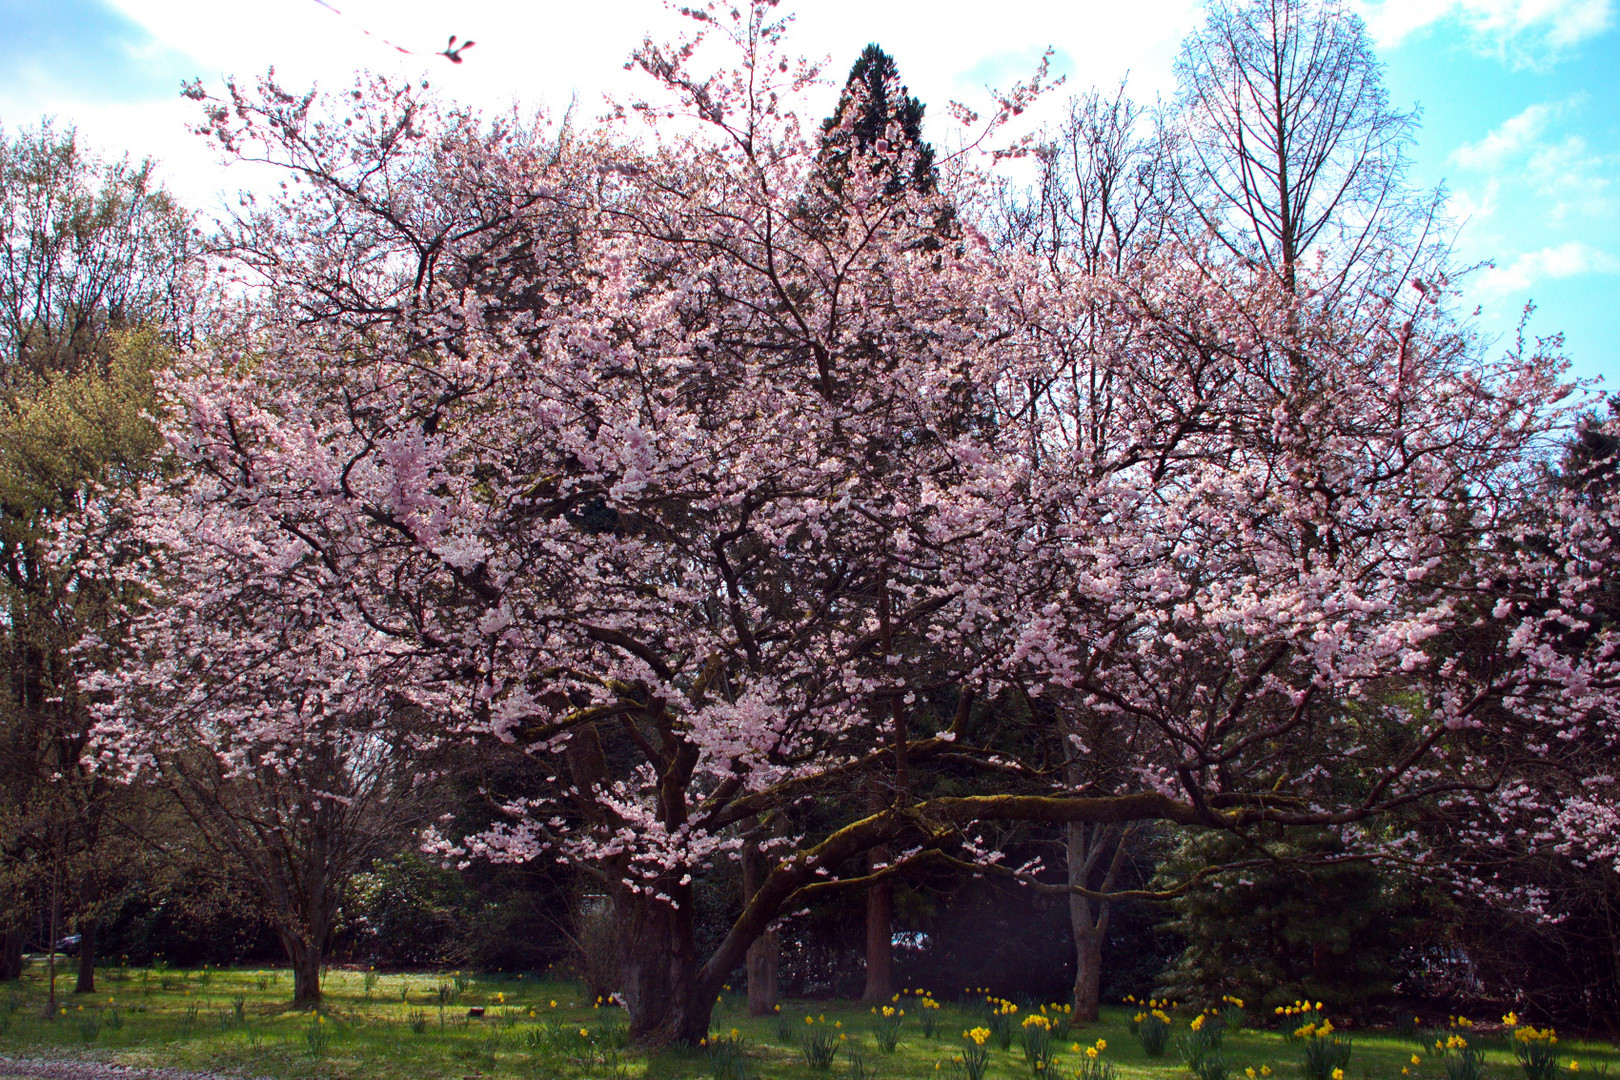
(799, 1014, 842, 1070)
(704, 1029, 751, 1080)
(1046, 1001, 1075, 1038)
(872, 1002, 905, 1053)
(1077, 1038, 1116, 1080)
(987, 997, 1020, 1051)
(1295, 1013, 1353, 1080)
(304, 1011, 331, 1060)
(958, 1026, 993, 1080)
(1022, 1013, 1057, 1074)
(916, 991, 944, 1038)
(1221, 995, 1247, 1033)
(773, 1002, 794, 1043)
(1440, 1034, 1484, 1080)
(1186, 1008, 1227, 1059)
(1405, 1016, 1485, 1080)
(1133, 1007, 1174, 1058)
(1184, 1009, 1230, 1080)
(1507, 1014, 1562, 1080)
(1279, 1001, 1327, 1041)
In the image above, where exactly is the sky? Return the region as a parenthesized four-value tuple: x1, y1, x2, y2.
(0, 0, 1615, 390)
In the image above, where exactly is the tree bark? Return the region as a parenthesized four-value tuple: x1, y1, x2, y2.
(74, 918, 97, 995)
(282, 934, 324, 1006)
(1067, 822, 1116, 1023)
(745, 927, 779, 1017)
(740, 828, 779, 1017)
(1070, 904, 1103, 1023)
(615, 882, 715, 1045)
(861, 865, 894, 1004)
(0, 920, 24, 981)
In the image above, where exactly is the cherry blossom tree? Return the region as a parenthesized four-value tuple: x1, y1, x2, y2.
(87, 0, 1615, 1045)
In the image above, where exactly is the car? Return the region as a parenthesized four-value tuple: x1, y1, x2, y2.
(53, 934, 81, 956)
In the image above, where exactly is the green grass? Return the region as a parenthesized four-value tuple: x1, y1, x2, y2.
(0, 967, 1613, 1080)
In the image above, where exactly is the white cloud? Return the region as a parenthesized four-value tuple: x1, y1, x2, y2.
(1449, 176, 1501, 225)
(1452, 101, 1561, 169)
(1476, 242, 1620, 293)
(1450, 99, 1614, 223)
(1526, 135, 1614, 221)
(1358, 0, 1613, 57)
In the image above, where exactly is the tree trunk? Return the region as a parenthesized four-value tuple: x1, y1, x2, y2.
(282, 934, 324, 1006)
(1068, 822, 1113, 1023)
(1071, 909, 1103, 1023)
(0, 921, 24, 981)
(745, 929, 779, 1018)
(740, 829, 779, 1017)
(615, 884, 714, 1045)
(861, 862, 894, 1004)
(74, 918, 97, 995)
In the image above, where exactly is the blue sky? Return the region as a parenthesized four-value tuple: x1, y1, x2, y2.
(0, 0, 1614, 390)
(1376, 7, 1619, 390)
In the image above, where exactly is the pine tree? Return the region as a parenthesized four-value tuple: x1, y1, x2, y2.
(815, 43, 937, 201)
(1154, 828, 1423, 1009)
(816, 53, 943, 1003)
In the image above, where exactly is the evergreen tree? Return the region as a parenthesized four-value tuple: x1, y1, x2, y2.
(1154, 828, 1424, 1010)
(809, 49, 949, 1004)
(816, 43, 937, 200)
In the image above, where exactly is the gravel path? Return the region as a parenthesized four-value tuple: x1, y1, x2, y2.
(0, 1056, 262, 1080)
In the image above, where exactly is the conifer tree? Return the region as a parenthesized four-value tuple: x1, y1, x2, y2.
(816, 46, 944, 1004)
(816, 43, 937, 200)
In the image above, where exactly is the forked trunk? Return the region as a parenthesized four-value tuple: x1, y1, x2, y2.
(74, 919, 98, 995)
(1071, 917, 1102, 1023)
(615, 882, 715, 1045)
(1067, 821, 1115, 1024)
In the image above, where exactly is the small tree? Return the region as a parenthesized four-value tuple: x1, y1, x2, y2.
(90, 538, 440, 1004)
(1155, 827, 1423, 1009)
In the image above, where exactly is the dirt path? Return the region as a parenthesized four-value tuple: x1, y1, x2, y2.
(0, 1057, 261, 1080)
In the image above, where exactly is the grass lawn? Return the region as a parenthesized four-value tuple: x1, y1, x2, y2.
(0, 965, 1614, 1080)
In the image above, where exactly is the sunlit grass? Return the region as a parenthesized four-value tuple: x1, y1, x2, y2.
(0, 967, 1614, 1080)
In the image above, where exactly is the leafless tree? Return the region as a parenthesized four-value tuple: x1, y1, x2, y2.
(1171, 0, 1426, 295)
(1022, 84, 1183, 275)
